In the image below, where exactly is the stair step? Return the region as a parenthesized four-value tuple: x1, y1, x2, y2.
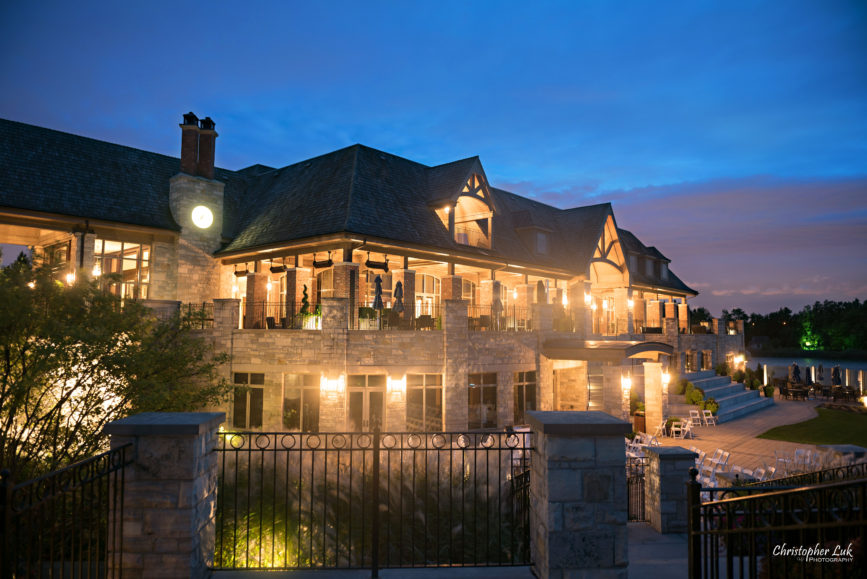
(712, 390, 763, 411)
(683, 370, 716, 381)
(716, 397, 775, 423)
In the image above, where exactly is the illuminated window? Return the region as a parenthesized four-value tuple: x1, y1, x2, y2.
(406, 374, 443, 431)
(415, 273, 440, 316)
(94, 238, 151, 299)
(283, 374, 319, 432)
(468, 372, 497, 429)
(454, 174, 493, 248)
(514, 371, 537, 425)
(232, 372, 264, 429)
(461, 279, 476, 305)
(347, 374, 386, 432)
(316, 269, 334, 301)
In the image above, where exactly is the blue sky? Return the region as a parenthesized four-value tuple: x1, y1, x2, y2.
(1, 0, 865, 315)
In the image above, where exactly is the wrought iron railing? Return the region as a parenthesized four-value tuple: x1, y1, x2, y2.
(467, 305, 533, 332)
(355, 305, 442, 331)
(746, 461, 867, 489)
(214, 430, 532, 572)
(687, 468, 867, 578)
(0, 444, 133, 578)
(627, 456, 647, 522)
(180, 301, 214, 329)
(243, 301, 321, 330)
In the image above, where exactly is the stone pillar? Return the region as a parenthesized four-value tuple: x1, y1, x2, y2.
(664, 317, 678, 336)
(736, 320, 745, 334)
(332, 262, 360, 328)
(532, 303, 553, 332)
(602, 366, 629, 421)
(633, 295, 646, 332)
(664, 301, 676, 321)
(103, 412, 224, 579)
(321, 297, 349, 330)
(644, 362, 664, 438)
(678, 302, 689, 334)
(644, 446, 697, 534)
(214, 298, 241, 330)
(498, 370, 516, 427)
(646, 300, 662, 329)
(441, 274, 463, 301)
(614, 288, 629, 335)
(711, 318, 721, 335)
(391, 269, 416, 321)
(443, 299, 468, 430)
(283, 267, 299, 319)
(243, 272, 267, 329)
(526, 411, 630, 578)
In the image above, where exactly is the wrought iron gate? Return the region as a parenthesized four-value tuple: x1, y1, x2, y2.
(213, 430, 532, 572)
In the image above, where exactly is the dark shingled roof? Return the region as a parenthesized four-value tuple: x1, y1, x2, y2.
(618, 228, 697, 295)
(0, 118, 247, 235)
(0, 117, 695, 289)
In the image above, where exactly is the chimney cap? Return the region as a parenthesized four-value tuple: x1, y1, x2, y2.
(200, 117, 216, 131)
(182, 112, 199, 126)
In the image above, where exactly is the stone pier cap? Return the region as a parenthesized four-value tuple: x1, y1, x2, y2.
(526, 410, 631, 435)
(103, 411, 225, 436)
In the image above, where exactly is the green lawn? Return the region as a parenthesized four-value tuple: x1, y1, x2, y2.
(757, 407, 867, 447)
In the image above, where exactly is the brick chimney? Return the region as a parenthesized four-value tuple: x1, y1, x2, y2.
(179, 112, 199, 175)
(197, 116, 218, 179)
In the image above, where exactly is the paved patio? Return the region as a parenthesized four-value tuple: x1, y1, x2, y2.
(658, 395, 827, 471)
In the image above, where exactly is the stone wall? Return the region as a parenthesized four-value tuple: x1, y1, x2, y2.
(644, 446, 697, 534)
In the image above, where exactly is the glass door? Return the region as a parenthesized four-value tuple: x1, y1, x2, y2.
(347, 375, 386, 431)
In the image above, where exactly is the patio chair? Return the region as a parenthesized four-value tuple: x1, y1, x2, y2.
(753, 467, 766, 481)
(652, 420, 666, 439)
(689, 410, 703, 428)
(774, 450, 791, 475)
(670, 421, 685, 439)
(702, 409, 718, 426)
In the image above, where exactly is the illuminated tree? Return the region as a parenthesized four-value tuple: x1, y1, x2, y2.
(0, 253, 231, 480)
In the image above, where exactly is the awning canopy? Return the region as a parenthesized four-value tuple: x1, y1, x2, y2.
(542, 338, 673, 363)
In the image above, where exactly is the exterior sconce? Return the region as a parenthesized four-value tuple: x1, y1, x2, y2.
(27, 281, 35, 289)
(65, 272, 75, 285)
(628, 299, 634, 309)
(584, 292, 592, 305)
(266, 278, 273, 292)
(92, 264, 102, 277)
(387, 376, 406, 399)
(444, 206, 450, 214)
(661, 370, 671, 387)
(591, 302, 598, 311)
(320, 374, 346, 395)
(512, 289, 518, 300)
(191, 205, 214, 229)
(621, 374, 632, 393)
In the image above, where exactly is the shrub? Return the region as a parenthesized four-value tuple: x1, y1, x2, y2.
(763, 385, 775, 398)
(686, 387, 705, 406)
(715, 362, 729, 376)
(674, 378, 689, 395)
(630, 393, 645, 415)
(750, 378, 762, 390)
(702, 398, 719, 415)
(732, 369, 745, 383)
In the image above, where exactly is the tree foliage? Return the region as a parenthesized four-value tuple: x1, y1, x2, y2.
(0, 254, 231, 480)
(742, 300, 867, 353)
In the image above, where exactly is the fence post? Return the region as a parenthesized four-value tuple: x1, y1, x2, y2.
(526, 410, 631, 578)
(687, 466, 702, 579)
(645, 446, 697, 533)
(370, 427, 380, 579)
(103, 411, 225, 579)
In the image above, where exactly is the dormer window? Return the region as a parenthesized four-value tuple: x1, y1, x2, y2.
(453, 174, 493, 249)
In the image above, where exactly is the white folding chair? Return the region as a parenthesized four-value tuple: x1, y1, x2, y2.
(702, 409, 718, 426)
(689, 410, 703, 428)
(671, 421, 685, 439)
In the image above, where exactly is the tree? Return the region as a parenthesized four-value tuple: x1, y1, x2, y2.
(689, 306, 712, 324)
(0, 255, 231, 480)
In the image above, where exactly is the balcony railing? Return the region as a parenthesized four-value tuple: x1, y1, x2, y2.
(355, 305, 442, 331)
(244, 301, 321, 330)
(467, 305, 532, 332)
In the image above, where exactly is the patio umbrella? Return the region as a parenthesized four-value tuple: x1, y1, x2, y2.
(791, 362, 801, 383)
(373, 275, 384, 311)
(393, 280, 405, 313)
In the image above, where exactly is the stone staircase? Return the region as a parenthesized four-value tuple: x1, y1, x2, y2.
(674, 370, 774, 423)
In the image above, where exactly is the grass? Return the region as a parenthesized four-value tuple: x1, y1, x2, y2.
(757, 407, 867, 447)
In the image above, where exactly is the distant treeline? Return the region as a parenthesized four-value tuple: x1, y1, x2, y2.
(690, 299, 867, 354)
